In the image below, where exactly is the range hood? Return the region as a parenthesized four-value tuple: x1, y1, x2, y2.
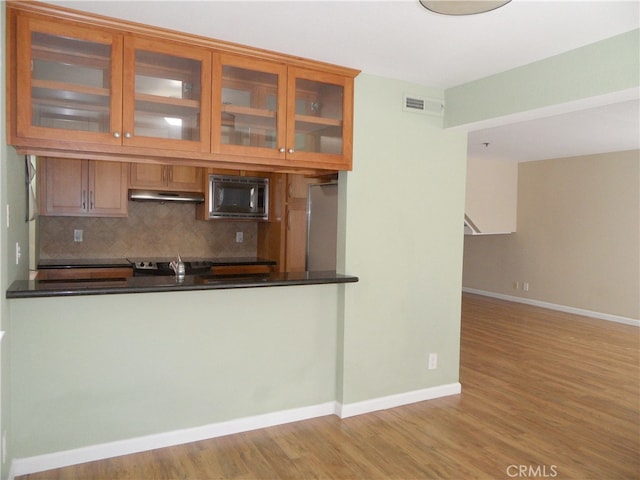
(129, 189, 204, 203)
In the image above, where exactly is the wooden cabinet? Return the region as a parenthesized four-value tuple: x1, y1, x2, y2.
(211, 264, 273, 276)
(7, 3, 358, 173)
(37, 267, 132, 280)
(14, 12, 211, 153)
(213, 54, 286, 161)
(257, 173, 286, 271)
(15, 15, 123, 146)
(284, 175, 317, 272)
(122, 36, 211, 152)
(256, 173, 322, 272)
(285, 68, 353, 170)
(129, 164, 203, 192)
(213, 54, 353, 170)
(39, 158, 129, 217)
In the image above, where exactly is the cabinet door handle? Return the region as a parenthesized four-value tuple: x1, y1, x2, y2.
(163, 167, 168, 182)
(169, 168, 173, 182)
(279, 147, 286, 153)
(287, 211, 291, 231)
(81, 190, 86, 210)
(113, 132, 121, 138)
(287, 148, 294, 154)
(124, 132, 132, 139)
(90, 191, 94, 210)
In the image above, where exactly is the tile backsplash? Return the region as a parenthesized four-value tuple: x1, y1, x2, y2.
(39, 201, 257, 260)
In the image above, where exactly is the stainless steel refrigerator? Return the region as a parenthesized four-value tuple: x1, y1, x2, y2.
(306, 183, 338, 271)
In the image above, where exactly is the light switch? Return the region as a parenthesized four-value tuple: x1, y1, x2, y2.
(74, 229, 83, 242)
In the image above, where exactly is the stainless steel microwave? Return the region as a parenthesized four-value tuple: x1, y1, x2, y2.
(208, 175, 269, 220)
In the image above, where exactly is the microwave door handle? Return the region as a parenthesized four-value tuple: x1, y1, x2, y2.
(250, 187, 255, 210)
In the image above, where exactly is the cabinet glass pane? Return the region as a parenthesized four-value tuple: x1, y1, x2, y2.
(31, 32, 111, 132)
(294, 79, 343, 155)
(134, 50, 202, 141)
(221, 65, 278, 148)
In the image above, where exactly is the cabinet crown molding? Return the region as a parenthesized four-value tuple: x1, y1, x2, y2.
(6, 0, 360, 78)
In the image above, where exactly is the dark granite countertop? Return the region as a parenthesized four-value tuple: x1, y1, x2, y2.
(7, 271, 358, 298)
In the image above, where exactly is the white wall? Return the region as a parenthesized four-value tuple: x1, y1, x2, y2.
(465, 156, 517, 234)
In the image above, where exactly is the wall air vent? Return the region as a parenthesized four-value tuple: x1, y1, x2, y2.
(405, 96, 425, 110)
(403, 93, 444, 117)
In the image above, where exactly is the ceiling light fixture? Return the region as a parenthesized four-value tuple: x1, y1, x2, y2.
(419, 0, 511, 15)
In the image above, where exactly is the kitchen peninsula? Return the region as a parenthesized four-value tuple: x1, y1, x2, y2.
(6, 0, 360, 300)
(7, 271, 358, 299)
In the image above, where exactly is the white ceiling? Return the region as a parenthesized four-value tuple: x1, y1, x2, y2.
(467, 97, 640, 162)
(47, 0, 640, 162)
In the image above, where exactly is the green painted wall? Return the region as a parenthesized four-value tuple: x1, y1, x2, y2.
(10, 285, 341, 457)
(445, 29, 640, 128)
(5, 73, 469, 463)
(7, 14, 636, 473)
(340, 74, 467, 403)
(2, 1, 32, 476)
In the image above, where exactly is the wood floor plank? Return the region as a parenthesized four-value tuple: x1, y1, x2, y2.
(17, 293, 640, 479)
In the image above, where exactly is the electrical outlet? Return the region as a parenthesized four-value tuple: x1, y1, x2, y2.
(235, 231, 243, 243)
(523, 282, 529, 292)
(15, 242, 21, 265)
(428, 353, 438, 370)
(513, 281, 520, 290)
(74, 229, 83, 242)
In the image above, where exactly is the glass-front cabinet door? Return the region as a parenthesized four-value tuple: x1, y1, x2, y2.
(122, 37, 212, 152)
(286, 68, 353, 169)
(16, 15, 123, 145)
(212, 54, 287, 160)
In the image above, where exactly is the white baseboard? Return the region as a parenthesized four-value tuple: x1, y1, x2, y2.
(463, 288, 640, 327)
(9, 382, 463, 479)
(337, 383, 462, 419)
(9, 402, 339, 479)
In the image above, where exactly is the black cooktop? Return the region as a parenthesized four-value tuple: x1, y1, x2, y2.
(129, 258, 214, 276)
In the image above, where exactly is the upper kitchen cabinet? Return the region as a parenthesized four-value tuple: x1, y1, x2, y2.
(14, 15, 123, 146)
(213, 54, 287, 161)
(7, 1, 358, 172)
(129, 163, 202, 192)
(212, 54, 354, 171)
(122, 36, 211, 152)
(286, 68, 353, 170)
(40, 157, 129, 217)
(11, 12, 211, 153)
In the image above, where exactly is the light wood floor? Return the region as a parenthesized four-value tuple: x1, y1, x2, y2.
(19, 294, 640, 479)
